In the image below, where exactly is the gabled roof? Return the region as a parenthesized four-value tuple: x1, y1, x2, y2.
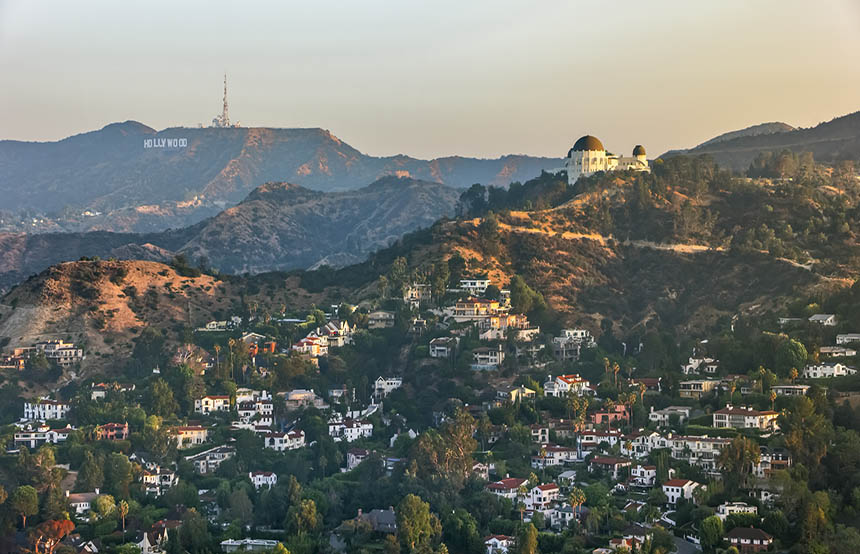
(663, 479, 696, 487)
(726, 527, 772, 541)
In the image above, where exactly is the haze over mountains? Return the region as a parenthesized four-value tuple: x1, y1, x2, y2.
(0, 121, 561, 232)
(0, 176, 460, 291)
(661, 111, 860, 169)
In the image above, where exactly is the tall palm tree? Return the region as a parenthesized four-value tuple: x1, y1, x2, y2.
(118, 499, 129, 535)
(517, 484, 529, 521)
(569, 487, 586, 519)
(790, 367, 799, 383)
(638, 382, 647, 403)
(770, 390, 777, 411)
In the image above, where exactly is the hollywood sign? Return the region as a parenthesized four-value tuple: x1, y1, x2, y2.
(144, 137, 188, 148)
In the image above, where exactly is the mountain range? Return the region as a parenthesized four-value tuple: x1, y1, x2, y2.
(662, 111, 860, 170)
(0, 122, 560, 232)
(0, 176, 460, 291)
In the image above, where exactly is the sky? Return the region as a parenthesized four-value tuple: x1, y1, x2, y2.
(1, 0, 859, 159)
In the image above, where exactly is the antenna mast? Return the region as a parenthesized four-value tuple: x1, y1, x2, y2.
(222, 73, 230, 126)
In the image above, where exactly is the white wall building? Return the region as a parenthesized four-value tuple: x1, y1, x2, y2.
(23, 398, 71, 421)
(803, 362, 856, 379)
(373, 376, 403, 399)
(716, 501, 757, 521)
(563, 135, 649, 185)
(329, 419, 373, 442)
(249, 471, 278, 490)
(194, 395, 231, 414)
(263, 430, 306, 451)
(544, 374, 593, 397)
(662, 479, 701, 505)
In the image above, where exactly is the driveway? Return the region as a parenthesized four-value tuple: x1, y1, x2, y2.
(673, 536, 701, 554)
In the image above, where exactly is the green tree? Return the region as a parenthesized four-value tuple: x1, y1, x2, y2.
(516, 523, 538, 554)
(700, 515, 723, 553)
(229, 489, 254, 524)
(11, 485, 39, 528)
(76, 451, 104, 491)
(775, 339, 807, 376)
(396, 494, 442, 552)
(509, 276, 546, 315)
(286, 499, 319, 537)
(148, 378, 179, 417)
(104, 453, 133, 499)
(718, 436, 760, 491)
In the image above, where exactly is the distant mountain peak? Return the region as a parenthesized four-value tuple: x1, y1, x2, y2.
(100, 120, 157, 134)
(696, 121, 795, 148)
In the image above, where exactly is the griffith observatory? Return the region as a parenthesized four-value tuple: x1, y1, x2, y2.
(564, 135, 649, 185)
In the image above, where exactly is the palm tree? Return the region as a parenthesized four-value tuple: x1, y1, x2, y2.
(638, 382, 647, 403)
(517, 484, 529, 521)
(539, 447, 548, 480)
(790, 367, 799, 383)
(213, 344, 221, 372)
(118, 499, 129, 535)
(613, 362, 621, 387)
(770, 390, 777, 411)
(569, 487, 586, 520)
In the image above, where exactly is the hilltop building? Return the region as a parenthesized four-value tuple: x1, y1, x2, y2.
(563, 135, 649, 185)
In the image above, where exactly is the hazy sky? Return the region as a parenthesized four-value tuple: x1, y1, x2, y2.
(1, 0, 859, 159)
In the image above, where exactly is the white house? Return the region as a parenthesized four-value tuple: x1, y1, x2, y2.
(23, 398, 71, 421)
(486, 477, 527, 500)
(837, 333, 860, 345)
(36, 340, 84, 367)
(809, 314, 837, 326)
(185, 445, 235, 474)
(712, 405, 779, 431)
(662, 479, 701, 505)
(373, 376, 403, 400)
(263, 430, 306, 451)
(194, 395, 231, 415)
(544, 374, 593, 397)
(716, 501, 757, 521)
(66, 489, 100, 515)
(681, 357, 719, 375)
(368, 311, 396, 329)
(459, 278, 491, 295)
(429, 337, 458, 358)
(820, 346, 857, 357)
(329, 419, 373, 442)
(803, 362, 856, 379)
(629, 464, 657, 487)
(472, 346, 505, 370)
(527, 483, 559, 511)
(771, 384, 810, 396)
(648, 406, 691, 427)
(484, 535, 514, 554)
(249, 471, 278, 490)
(14, 424, 73, 449)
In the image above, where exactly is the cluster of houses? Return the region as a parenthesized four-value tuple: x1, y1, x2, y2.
(0, 339, 85, 370)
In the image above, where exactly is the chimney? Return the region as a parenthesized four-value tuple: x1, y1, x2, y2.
(95, 487, 100, 495)
(65, 490, 70, 498)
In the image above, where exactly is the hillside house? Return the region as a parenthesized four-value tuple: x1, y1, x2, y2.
(249, 471, 277, 490)
(629, 465, 657, 487)
(837, 333, 860, 345)
(679, 379, 720, 399)
(544, 374, 594, 397)
(14, 424, 73, 449)
(90, 382, 135, 400)
(531, 445, 577, 468)
(496, 385, 535, 405)
(681, 357, 719, 375)
(648, 406, 691, 427)
(713, 405, 779, 431)
(771, 384, 809, 396)
(66, 489, 100, 515)
(141, 466, 178, 496)
(472, 346, 505, 370)
(459, 278, 491, 295)
(263, 430, 305, 451)
(486, 477, 528, 500)
(95, 422, 129, 441)
(368, 311, 396, 329)
(717, 501, 757, 521)
(820, 345, 857, 357)
(194, 395, 231, 414)
(373, 376, 403, 399)
(527, 483, 560, 511)
(185, 445, 235, 474)
(628, 377, 662, 394)
(809, 313, 836, 326)
(803, 362, 856, 378)
(283, 389, 329, 410)
(291, 336, 328, 357)
(662, 479, 701, 505)
(23, 398, 71, 421)
(726, 527, 773, 553)
(329, 419, 373, 442)
(484, 535, 514, 554)
(174, 426, 209, 448)
(428, 337, 456, 359)
(346, 448, 372, 470)
(36, 339, 84, 367)
(589, 456, 631, 479)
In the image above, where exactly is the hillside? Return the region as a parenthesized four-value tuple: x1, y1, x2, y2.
(662, 110, 860, 170)
(0, 122, 561, 231)
(0, 176, 460, 291)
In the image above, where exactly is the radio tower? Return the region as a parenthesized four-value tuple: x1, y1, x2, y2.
(211, 73, 233, 127)
(221, 73, 230, 126)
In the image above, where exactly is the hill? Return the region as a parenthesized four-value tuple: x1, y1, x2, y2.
(0, 176, 460, 291)
(0, 122, 561, 232)
(661, 111, 860, 170)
